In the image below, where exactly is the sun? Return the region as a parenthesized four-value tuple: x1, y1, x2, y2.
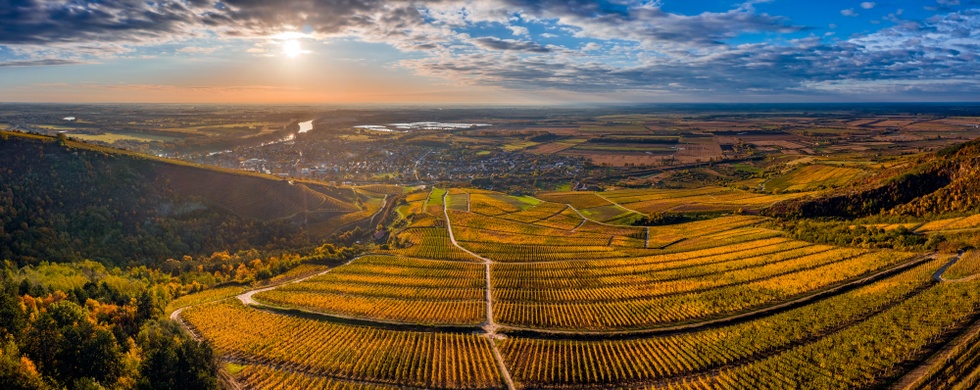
(282, 40, 302, 58)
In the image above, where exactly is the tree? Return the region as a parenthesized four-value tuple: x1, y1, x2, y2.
(135, 290, 156, 326)
(0, 281, 26, 337)
(137, 321, 217, 390)
(57, 324, 122, 386)
(0, 337, 48, 390)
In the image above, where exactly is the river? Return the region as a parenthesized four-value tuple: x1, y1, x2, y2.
(298, 119, 313, 133)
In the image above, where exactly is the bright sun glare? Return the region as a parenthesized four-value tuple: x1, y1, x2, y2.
(282, 40, 302, 58)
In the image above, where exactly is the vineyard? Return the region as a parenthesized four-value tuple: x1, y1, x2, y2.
(916, 213, 980, 233)
(764, 164, 867, 192)
(174, 187, 980, 389)
(252, 255, 487, 325)
(594, 187, 811, 214)
(944, 250, 980, 280)
(181, 301, 504, 389)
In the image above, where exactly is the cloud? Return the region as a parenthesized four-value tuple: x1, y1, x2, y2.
(0, 0, 201, 45)
(400, 8, 980, 100)
(508, 25, 530, 37)
(0, 59, 89, 67)
(495, 0, 802, 50)
(0, 1, 977, 100)
(177, 46, 218, 54)
(471, 37, 551, 53)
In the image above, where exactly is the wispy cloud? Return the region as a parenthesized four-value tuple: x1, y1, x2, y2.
(0, 59, 89, 67)
(0, 0, 978, 101)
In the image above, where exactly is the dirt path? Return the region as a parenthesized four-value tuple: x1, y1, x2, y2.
(593, 192, 645, 216)
(891, 250, 980, 389)
(322, 193, 390, 239)
(932, 250, 978, 283)
(442, 191, 516, 390)
(237, 267, 339, 306)
(564, 202, 651, 229)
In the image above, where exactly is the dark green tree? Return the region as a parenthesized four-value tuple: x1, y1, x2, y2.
(137, 321, 217, 390)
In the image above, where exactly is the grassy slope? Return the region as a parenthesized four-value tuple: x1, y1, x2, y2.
(0, 131, 366, 265)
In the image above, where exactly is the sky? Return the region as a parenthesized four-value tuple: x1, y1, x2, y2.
(0, 0, 978, 105)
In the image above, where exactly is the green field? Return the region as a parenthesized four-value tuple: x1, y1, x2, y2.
(67, 132, 178, 143)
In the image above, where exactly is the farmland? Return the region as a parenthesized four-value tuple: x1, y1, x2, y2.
(540, 187, 812, 215)
(10, 105, 980, 390)
(170, 183, 980, 389)
(764, 163, 868, 192)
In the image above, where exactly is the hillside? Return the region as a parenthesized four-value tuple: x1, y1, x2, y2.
(0, 131, 362, 266)
(764, 138, 980, 219)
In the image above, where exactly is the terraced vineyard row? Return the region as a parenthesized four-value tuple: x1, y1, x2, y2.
(237, 364, 405, 390)
(535, 192, 613, 209)
(490, 238, 805, 280)
(468, 193, 537, 215)
(450, 210, 593, 237)
(182, 301, 505, 390)
(252, 256, 487, 325)
(461, 242, 630, 262)
(494, 250, 913, 330)
(497, 202, 573, 224)
(397, 191, 431, 218)
(175, 186, 980, 390)
(908, 316, 980, 390)
(597, 187, 812, 214)
(535, 207, 586, 230)
(491, 244, 846, 301)
(254, 289, 486, 325)
(917, 213, 980, 233)
(764, 164, 867, 192)
(497, 259, 961, 389)
(701, 279, 980, 390)
(390, 227, 481, 262)
(660, 227, 783, 254)
(448, 209, 648, 261)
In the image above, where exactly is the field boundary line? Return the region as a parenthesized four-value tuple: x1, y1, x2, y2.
(524, 205, 572, 224)
(480, 233, 789, 266)
(593, 192, 646, 216)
